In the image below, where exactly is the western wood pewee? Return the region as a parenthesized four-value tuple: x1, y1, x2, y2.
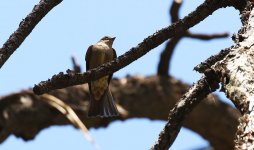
(85, 36, 119, 117)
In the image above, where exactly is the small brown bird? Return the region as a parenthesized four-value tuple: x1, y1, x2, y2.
(85, 36, 119, 117)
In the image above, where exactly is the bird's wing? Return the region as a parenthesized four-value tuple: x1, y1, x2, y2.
(108, 48, 117, 84)
(86, 45, 94, 99)
(85, 45, 93, 71)
(112, 48, 117, 59)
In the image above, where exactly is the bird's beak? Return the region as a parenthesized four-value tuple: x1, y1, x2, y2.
(111, 37, 116, 41)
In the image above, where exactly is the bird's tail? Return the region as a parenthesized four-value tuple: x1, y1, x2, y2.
(88, 88, 119, 118)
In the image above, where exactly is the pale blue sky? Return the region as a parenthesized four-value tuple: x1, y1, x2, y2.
(0, 0, 240, 149)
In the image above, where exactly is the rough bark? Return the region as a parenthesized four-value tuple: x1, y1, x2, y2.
(0, 75, 239, 150)
(212, 3, 254, 149)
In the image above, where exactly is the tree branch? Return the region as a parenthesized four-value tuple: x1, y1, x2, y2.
(157, 0, 229, 76)
(0, 76, 240, 150)
(151, 69, 220, 150)
(157, 37, 181, 75)
(157, 32, 229, 76)
(157, 0, 182, 76)
(212, 3, 254, 149)
(184, 32, 229, 40)
(170, 0, 182, 23)
(194, 47, 232, 73)
(0, 0, 62, 69)
(71, 56, 81, 73)
(33, 0, 242, 95)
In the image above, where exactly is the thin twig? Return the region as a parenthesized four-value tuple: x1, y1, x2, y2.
(33, 0, 238, 95)
(0, 0, 62, 69)
(184, 32, 229, 40)
(71, 56, 81, 73)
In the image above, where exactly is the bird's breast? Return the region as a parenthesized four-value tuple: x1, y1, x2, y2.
(90, 44, 114, 68)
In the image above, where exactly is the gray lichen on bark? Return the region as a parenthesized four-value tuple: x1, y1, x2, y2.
(213, 5, 254, 149)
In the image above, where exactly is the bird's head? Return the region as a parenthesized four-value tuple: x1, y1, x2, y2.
(100, 36, 116, 47)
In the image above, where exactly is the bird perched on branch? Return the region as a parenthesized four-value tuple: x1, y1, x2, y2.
(85, 36, 119, 117)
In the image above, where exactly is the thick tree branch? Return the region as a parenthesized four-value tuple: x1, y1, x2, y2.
(212, 3, 254, 149)
(0, 76, 239, 150)
(0, 0, 62, 69)
(33, 0, 242, 95)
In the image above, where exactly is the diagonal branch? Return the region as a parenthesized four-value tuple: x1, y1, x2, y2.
(151, 69, 220, 150)
(194, 47, 232, 73)
(33, 0, 241, 95)
(0, 0, 62, 69)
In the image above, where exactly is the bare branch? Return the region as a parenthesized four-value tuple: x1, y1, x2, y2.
(157, 0, 182, 76)
(157, 0, 229, 76)
(33, 0, 240, 95)
(0, 0, 62, 69)
(157, 37, 181, 75)
(151, 69, 220, 150)
(184, 32, 229, 40)
(157, 32, 229, 76)
(0, 76, 240, 150)
(71, 56, 81, 73)
(170, 0, 182, 23)
(194, 47, 232, 73)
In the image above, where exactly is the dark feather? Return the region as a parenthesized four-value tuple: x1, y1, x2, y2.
(88, 88, 119, 117)
(108, 48, 117, 83)
(85, 45, 93, 102)
(85, 45, 93, 71)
